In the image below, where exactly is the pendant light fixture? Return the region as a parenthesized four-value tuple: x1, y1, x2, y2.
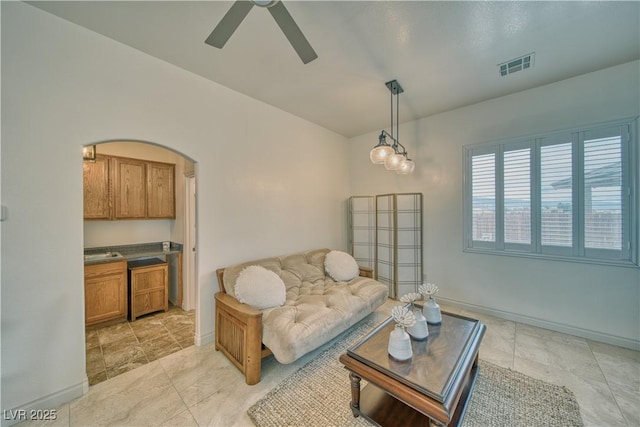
(370, 80, 415, 174)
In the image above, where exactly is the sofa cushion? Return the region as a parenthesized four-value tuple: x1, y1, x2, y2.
(221, 249, 389, 364)
(324, 250, 359, 281)
(234, 265, 286, 309)
(262, 273, 388, 364)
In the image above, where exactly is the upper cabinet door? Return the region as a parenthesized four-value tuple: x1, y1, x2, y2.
(83, 155, 111, 219)
(113, 157, 147, 219)
(147, 162, 175, 219)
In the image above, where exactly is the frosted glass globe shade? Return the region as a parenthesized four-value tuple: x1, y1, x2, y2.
(370, 145, 394, 164)
(396, 159, 415, 174)
(384, 152, 404, 170)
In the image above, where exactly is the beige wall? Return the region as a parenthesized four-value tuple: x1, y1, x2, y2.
(348, 60, 640, 350)
(1, 2, 350, 417)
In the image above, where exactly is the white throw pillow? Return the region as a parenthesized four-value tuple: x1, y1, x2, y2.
(324, 250, 360, 282)
(235, 265, 286, 310)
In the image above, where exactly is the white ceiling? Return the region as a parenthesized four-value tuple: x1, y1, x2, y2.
(28, 1, 640, 137)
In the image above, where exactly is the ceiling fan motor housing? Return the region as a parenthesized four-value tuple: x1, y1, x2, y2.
(252, 0, 279, 8)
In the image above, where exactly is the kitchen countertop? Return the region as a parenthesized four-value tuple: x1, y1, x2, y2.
(84, 242, 183, 265)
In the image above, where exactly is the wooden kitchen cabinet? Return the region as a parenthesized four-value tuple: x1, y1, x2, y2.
(147, 162, 175, 219)
(113, 157, 147, 219)
(128, 258, 168, 321)
(83, 154, 175, 220)
(85, 260, 128, 326)
(83, 155, 111, 219)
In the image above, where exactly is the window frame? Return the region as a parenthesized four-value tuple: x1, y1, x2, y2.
(463, 117, 639, 268)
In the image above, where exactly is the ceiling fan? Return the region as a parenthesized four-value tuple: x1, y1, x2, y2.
(205, 0, 318, 64)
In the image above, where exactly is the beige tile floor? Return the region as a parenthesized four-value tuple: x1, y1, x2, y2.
(86, 305, 195, 385)
(18, 300, 640, 426)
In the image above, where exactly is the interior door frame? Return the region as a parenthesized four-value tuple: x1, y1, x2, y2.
(183, 172, 197, 311)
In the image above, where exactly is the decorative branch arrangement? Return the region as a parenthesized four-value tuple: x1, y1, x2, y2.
(391, 306, 416, 329)
(400, 292, 422, 309)
(419, 283, 439, 299)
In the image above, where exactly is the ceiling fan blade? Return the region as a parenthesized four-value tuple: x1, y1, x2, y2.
(268, 2, 318, 64)
(205, 1, 255, 48)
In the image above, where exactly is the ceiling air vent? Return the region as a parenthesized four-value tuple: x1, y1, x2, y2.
(498, 53, 534, 77)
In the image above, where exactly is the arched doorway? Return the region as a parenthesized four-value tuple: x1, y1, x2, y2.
(82, 140, 198, 385)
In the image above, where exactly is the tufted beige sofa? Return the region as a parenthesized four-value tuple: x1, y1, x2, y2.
(215, 248, 388, 385)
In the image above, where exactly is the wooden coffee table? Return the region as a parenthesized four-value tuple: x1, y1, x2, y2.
(339, 312, 485, 427)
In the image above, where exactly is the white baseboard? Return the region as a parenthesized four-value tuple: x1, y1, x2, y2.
(195, 329, 214, 347)
(1, 378, 87, 427)
(438, 297, 640, 351)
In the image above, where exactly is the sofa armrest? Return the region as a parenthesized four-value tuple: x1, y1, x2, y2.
(215, 292, 263, 385)
(359, 266, 374, 278)
(215, 291, 262, 319)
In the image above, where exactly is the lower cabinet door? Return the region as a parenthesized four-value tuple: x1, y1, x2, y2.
(129, 262, 168, 321)
(85, 273, 127, 326)
(133, 290, 166, 317)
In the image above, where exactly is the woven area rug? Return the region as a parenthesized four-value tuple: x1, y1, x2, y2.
(248, 321, 583, 427)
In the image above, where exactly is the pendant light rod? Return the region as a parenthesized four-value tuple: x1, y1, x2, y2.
(386, 79, 403, 140)
(390, 85, 393, 142)
(396, 81, 399, 143)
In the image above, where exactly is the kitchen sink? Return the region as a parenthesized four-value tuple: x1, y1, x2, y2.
(84, 252, 123, 262)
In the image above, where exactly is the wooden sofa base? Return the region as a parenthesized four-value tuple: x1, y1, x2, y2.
(215, 265, 374, 385)
(214, 292, 271, 385)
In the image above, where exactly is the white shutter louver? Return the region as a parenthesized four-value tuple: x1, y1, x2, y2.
(472, 153, 496, 242)
(504, 148, 531, 245)
(583, 135, 622, 250)
(540, 142, 573, 247)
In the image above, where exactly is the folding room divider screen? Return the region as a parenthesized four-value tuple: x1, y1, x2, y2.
(348, 193, 423, 299)
(348, 196, 377, 271)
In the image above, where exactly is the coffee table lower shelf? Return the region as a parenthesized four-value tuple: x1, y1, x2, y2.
(347, 357, 479, 427)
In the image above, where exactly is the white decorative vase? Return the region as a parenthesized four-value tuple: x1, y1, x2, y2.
(407, 309, 429, 340)
(423, 297, 442, 325)
(388, 326, 413, 361)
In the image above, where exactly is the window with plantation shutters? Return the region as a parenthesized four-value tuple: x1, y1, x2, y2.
(464, 118, 637, 267)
